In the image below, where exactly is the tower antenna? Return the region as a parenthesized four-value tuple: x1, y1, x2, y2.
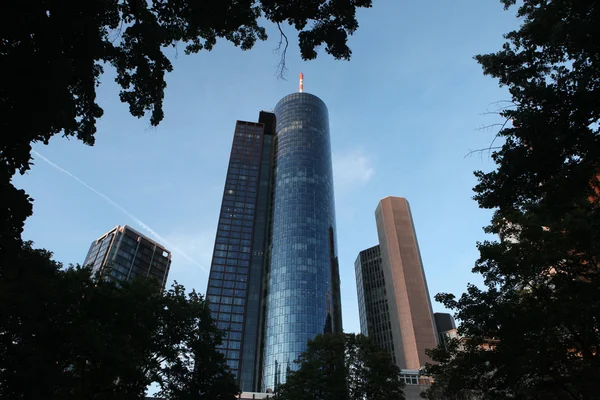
(299, 72, 304, 93)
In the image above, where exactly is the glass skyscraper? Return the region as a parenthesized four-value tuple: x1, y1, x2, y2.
(82, 225, 171, 290)
(205, 91, 342, 393)
(354, 245, 396, 364)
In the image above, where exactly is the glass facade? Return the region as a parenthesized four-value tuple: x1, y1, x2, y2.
(240, 112, 276, 390)
(82, 225, 171, 290)
(206, 93, 341, 392)
(354, 245, 395, 363)
(206, 115, 275, 385)
(262, 93, 342, 391)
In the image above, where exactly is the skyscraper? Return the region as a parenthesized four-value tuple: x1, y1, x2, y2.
(354, 245, 396, 362)
(205, 83, 342, 392)
(355, 197, 438, 370)
(82, 225, 171, 290)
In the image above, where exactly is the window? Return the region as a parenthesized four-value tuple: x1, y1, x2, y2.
(235, 281, 247, 289)
(230, 323, 243, 331)
(210, 279, 223, 287)
(227, 350, 240, 359)
(218, 313, 231, 321)
(228, 331, 242, 340)
(231, 314, 243, 323)
(207, 287, 222, 295)
(217, 322, 231, 330)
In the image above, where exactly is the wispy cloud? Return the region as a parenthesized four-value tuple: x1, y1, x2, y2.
(32, 150, 207, 271)
(332, 148, 375, 190)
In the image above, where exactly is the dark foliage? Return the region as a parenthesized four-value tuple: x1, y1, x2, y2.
(276, 333, 405, 400)
(0, 0, 372, 176)
(0, 0, 372, 259)
(424, 1, 600, 399)
(0, 242, 237, 400)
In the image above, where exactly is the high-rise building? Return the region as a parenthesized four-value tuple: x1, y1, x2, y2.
(82, 225, 171, 290)
(355, 197, 438, 370)
(354, 245, 397, 363)
(434, 312, 458, 350)
(205, 84, 342, 392)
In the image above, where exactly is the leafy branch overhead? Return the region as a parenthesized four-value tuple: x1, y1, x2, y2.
(0, 0, 373, 176)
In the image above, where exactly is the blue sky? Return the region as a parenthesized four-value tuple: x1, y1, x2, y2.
(14, 0, 519, 334)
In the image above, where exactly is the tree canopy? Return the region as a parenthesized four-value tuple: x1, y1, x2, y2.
(0, 242, 237, 400)
(0, 0, 373, 260)
(275, 333, 405, 400)
(424, 1, 600, 399)
(0, 0, 372, 177)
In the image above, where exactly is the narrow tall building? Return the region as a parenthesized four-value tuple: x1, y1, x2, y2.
(376, 196, 438, 369)
(205, 82, 342, 392)
(355, 197, 438, 370)
(82, 225, 171, 290)
(354, 245, 396, 362)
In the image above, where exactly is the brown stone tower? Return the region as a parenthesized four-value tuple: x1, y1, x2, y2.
(374, 196, 438, 370)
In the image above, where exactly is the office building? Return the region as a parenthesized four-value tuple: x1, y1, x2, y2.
(355, 197, 438, 370)
(434, 312, 458, 350)
(205, 81, 342, 392)
(354, 245, 396, 362)
(82, 225, 171, 290)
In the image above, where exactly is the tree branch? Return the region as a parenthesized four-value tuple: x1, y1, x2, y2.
(274, 22, 289, 80)
(465, 146, 502, 160)
(466, 115, 515, 160)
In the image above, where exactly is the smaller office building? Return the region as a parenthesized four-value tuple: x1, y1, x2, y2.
(83, 225, 171, 290)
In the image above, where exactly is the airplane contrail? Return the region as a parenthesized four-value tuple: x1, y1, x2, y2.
(32, 150, 209, 271)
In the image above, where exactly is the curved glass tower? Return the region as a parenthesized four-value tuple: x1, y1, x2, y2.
(205, 89, 342, 393)
(262, 92, 342, 391)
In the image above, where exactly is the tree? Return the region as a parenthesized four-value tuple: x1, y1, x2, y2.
(424, 1, 600, 399)
(0, 242, 236, 399)
(0, 0, 373, 258)
(275, 333, 347, 400)
(345, 334, 405, 400)
(0, 0, 373, 176)
(153, 284, 238, 400)
(0, 242, 154, 399)
(275, 333, 404, 400)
